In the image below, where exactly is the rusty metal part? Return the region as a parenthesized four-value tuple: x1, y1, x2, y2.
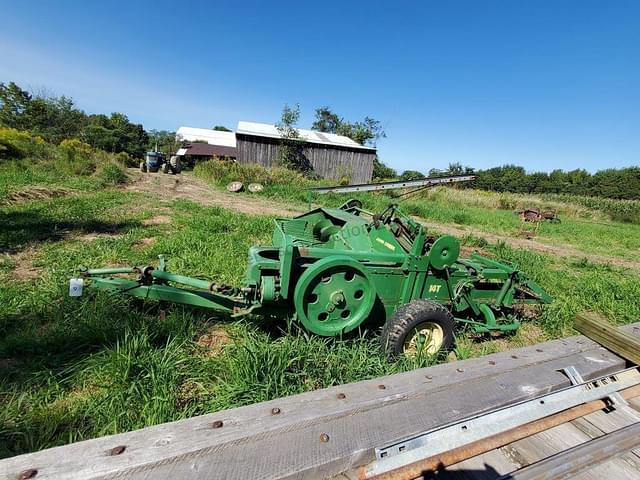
(17, 469, 38, 480)
(108, 445, 126, 456)
(359, 385, 640, 480)
(501, 421, 640, 480)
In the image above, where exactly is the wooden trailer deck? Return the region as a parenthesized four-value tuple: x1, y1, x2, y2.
(2, 320, 640, 480)
(431, 395, 640, 480)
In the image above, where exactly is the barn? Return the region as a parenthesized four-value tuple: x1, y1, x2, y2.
(175, 127, 237, 158)
(235, 121, 376, 183)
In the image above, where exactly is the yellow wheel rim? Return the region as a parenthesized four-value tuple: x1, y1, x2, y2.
(403, 322, 444, 356)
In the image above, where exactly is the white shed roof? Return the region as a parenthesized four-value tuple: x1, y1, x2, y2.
(236, 121, 376, 151)
(176, 127, 236, 147)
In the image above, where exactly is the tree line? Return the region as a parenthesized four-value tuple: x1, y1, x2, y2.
(0, 82, 149, 157)
(3, 81, 637, 200)
(418, 163, 640, 201)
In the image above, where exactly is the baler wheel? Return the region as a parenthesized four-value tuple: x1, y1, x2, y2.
(294, 256, 376, 336)
(139, 161, 147, 173)
(382, 299, 454, 359)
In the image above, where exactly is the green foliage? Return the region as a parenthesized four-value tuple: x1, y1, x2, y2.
(82, 113, 148, 157)
(0, 82, 148, 157)
(276, 103, 308, 172)
(194, 159, 312, 189)
(372, 157, 396, 180)
(147, 129, 180, 156)
(399, 170, 425, 181)
(539, 193, 640, 224)
(212, 125, 232, 132)
(0, 130, 128, 202)
(1, 186, 640, 457)
(0, 127, 47, 160)
(312, 106, 386, 146)
(472, 164, 640, 202)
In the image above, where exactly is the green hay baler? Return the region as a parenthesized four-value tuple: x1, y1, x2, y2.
(74, 200, 552, 358)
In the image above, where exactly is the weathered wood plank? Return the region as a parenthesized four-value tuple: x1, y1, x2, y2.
(1, 324, 639, 480)
(235, 134, 375, 183)
(575, 312, 640, 365)
(504, 422, 640, 480)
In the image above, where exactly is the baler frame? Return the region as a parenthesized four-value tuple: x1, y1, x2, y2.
(76, 200, 552, 357)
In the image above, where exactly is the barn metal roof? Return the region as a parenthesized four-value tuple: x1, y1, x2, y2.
(236, 121, 376, 151)
(177, 143, 237, 157)
(176, 127, 237, 147)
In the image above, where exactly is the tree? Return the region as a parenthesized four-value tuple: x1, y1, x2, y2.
(311, 106, 386, 147)
(148, 130, 180, 154)
(447, 162, 464, 175)
(276, 104, 308, 171)
(212, 125, 232, 132)
(399, 170, 425, 181)
(82, 112, 148, 157)
(311, 106, 342, 134)
(27, 95, 87, 143)
(0, 82, 32, 130)
(372, 157, 396, 179)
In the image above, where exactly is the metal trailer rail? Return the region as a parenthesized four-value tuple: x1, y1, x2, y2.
(2, 322, 640, 480)
(364, 366, 640, 478)
(309, 174, 476, 194)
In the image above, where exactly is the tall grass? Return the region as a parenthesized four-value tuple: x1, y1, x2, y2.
(0, 128, 128, 203)
(2, 157, 640, 459)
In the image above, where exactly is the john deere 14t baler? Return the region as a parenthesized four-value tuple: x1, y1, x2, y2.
(74, 200, 552, 358)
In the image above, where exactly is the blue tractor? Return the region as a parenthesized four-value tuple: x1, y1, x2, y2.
(139, 151, 181, 174)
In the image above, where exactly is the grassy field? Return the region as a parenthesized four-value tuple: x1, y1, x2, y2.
(1, 157, 640, 459)
(195, 160, 640, 261)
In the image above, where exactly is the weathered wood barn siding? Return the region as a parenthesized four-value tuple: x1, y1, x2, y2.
(236, 134, 375, 183)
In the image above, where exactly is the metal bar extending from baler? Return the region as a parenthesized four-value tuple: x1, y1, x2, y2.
(80, 262, 252, 315)
(83, 267, 141, 276)
(151, 270, 214, 291)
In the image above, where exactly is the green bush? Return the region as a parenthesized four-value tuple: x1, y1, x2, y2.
(194, 159, 313, 188)
(0, 128, 47, 160)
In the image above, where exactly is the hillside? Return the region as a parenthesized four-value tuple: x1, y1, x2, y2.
(1, 150, 640, 458)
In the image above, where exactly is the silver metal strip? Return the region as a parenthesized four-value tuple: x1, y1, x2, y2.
(368, 367, 640, 477)
(310, 175, 476, 194)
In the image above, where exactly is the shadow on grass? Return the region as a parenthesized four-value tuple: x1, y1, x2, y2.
(0, 210, 141, 253)
(0, 296, 184, 385)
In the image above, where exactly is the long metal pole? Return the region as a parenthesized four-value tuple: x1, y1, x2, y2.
(361, 384, 640, 480)
(501, 422, 640, 480)
(310, 174, 476, 194)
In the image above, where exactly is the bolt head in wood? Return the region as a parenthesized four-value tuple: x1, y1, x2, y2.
(108, 445, 126, 456)
(320, 433, 330, 443)
(17, 469, 38, 480)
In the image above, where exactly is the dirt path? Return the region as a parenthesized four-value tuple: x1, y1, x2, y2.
(124, 169, 300, 217)
(125, 169, 640, 271)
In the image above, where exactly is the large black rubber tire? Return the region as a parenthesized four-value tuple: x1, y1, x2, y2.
(170, 156, 181, 174)
(381, 299, 455, 359)
(139, 161, 147, 173)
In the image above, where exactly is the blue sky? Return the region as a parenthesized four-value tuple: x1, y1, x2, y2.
(1, 0, 639, 173)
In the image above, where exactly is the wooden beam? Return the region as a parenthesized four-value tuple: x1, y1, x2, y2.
(1, 323, 639, 480)
(501, 422, 640, 480)
(575, 312, 640, 365)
